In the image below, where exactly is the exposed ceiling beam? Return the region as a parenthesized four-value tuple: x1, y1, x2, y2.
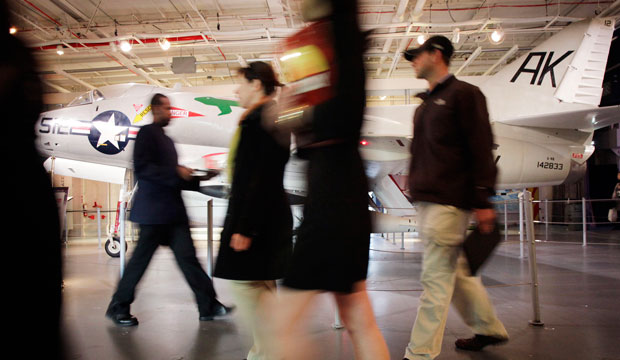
(107, 52, 164, 87)
(455, 46, 482, 76)
(42, 79, 71, 93)
(386, 37, 411, 78)
(54, 68, 97, 90)
(376, 0, 409, 76)
(54, 0, 91, 21)
(410, 0, 427, 21)
(598, 0, 620, 17)
(266, 0, 289, 27)
(482, 44, 519, 76)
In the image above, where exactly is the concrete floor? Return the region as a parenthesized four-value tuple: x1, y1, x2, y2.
(60, 225, 620, 360)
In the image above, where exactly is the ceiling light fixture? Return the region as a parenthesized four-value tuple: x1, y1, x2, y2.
(56, 45, 64, 55)
(159, 38, 171, 51)
(417, 34, 426, 45)
(120, 40, 132, 52)
(9, 26, 17, 35)
(489, 28, 505, 44)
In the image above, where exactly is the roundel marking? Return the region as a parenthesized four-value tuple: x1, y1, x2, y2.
(88, 110, 131, 155)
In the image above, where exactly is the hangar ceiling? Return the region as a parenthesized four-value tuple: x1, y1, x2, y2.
(7, 0, 620, 95)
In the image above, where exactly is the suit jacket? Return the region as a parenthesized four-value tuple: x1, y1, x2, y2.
(129, 123, 199, 225)
(214, 103, 293, 280)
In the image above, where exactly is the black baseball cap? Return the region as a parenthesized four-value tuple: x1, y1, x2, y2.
(403, 35, 454, 61)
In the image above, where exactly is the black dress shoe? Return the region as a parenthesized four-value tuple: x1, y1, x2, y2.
(455, 334, 507, 351)
(106, 310, 139, 327)
(199, 302, 235, 321)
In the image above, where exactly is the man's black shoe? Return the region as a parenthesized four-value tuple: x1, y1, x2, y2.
(106, 311, 139, 327)
(199, 303, 235, 321)
(455, 334, 507, 351)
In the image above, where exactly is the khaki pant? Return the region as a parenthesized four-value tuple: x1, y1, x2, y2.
(229, 280, 277, 360)
(405, 203, 508, 360)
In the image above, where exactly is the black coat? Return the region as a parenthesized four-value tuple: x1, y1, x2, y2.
(129, 123, 199, 225)
(214, 104, 293, 281)
(282, 0, 371, 293)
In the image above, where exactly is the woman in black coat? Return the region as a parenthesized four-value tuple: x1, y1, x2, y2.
(213, 61, 292, 360)
(267, 0, 390, 359)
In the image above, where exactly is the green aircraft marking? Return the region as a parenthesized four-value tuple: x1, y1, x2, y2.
(194, 97, 239, 116)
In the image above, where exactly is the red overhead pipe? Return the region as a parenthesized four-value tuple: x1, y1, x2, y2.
(35, 35, 213, 51)
(359, 1, 614, 14)
(22, 0, 82, 40)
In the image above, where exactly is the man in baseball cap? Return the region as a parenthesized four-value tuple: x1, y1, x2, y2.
(401, 33, 509, 360)
(403, 35, 454, 63)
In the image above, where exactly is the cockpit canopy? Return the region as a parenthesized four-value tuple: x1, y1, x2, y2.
(67, 89, 105, 107)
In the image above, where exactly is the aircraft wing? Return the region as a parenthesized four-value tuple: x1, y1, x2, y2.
(494, 104, 620, 130)
(43, 157, 126, 185)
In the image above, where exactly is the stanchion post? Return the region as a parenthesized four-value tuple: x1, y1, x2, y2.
(207, 199, 214, 277)
(519, 192, 525, 258)
(333, 306, 344, 330)
(545, 199, 549, 241)
(63, 210, 68, 246)
(401, 232, 405, 250)
(119, 199, 127, 277)
(504, 200, 508, 242)
(524, 191, 544, 326)
(97, 207, 102, 248)
(582, 197, 587, 247)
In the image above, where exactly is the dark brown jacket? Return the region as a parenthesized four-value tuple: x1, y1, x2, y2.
(408, 75, 497, 209)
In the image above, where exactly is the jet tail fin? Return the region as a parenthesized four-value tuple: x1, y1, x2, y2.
(554, 18, 615, 106)
(480, 18, 616, 124)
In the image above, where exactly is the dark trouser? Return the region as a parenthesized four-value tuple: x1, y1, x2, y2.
(109, 223, 217, 315)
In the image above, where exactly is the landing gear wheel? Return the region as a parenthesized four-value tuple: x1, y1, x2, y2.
(105, 237, 127, 258)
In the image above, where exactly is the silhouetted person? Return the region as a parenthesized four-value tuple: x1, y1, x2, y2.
(611, 171, 620, 226)
(613, 171, 620, 210)
(105, 93, 232, 326)
(2, 1, 63, 358)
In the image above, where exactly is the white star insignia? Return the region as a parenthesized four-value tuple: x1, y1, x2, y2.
(92, 113, 128, 149)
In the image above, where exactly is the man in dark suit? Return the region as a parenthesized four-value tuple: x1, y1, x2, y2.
(105, 93, 232, 326)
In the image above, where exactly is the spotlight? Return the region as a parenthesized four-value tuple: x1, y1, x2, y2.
(56, 45, 64, 55)
(159, 38, 171, 51)
(490, 29, 505, 44)
(120, 40, 132, 52)
(417, 34, 426, 45)
(452, 28, 461, 43)
(9, 26, 17, 35)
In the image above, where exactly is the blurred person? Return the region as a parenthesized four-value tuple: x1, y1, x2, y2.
(2, 1, 63, 357)
(213, 61, 292, 360)
(266, 0, 390, 359)
(610, 171, 620, 224)
(401, 36, 508, 360)
(613, 171, 620, 208)
(105, 93, 233, 326)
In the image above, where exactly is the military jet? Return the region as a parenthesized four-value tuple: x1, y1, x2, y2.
(37, 18, 619, 256)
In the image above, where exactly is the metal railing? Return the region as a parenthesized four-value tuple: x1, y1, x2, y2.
(61, 193, 619, 329)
